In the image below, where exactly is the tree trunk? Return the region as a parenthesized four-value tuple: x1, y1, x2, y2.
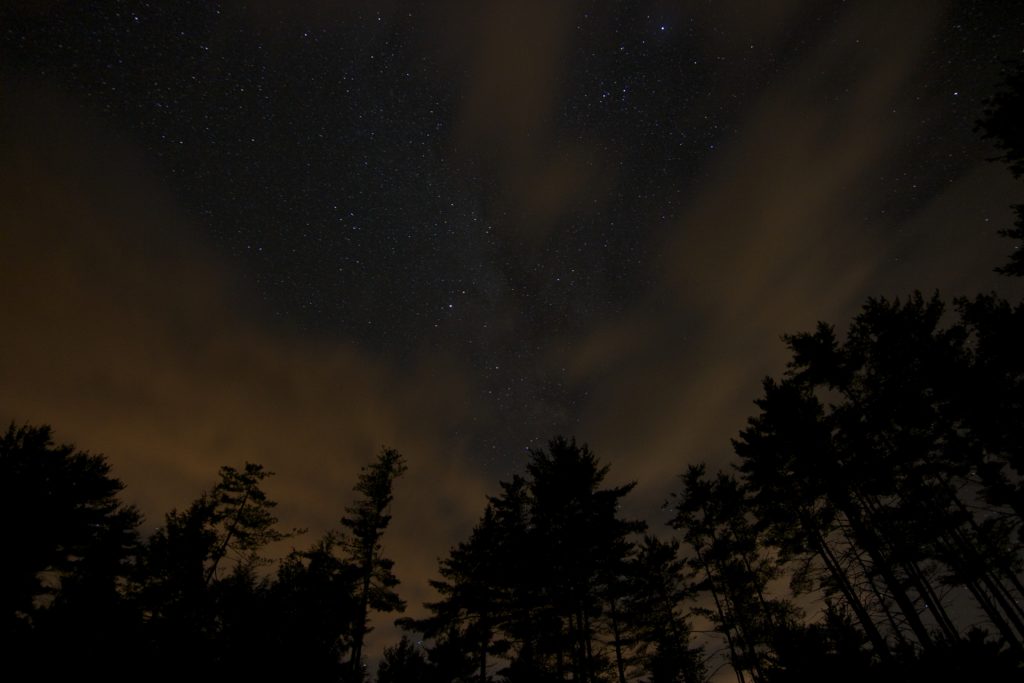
(349, 557, 373, 681)
(204, 488, 251, 586)
(480, 615, 489, 683)
(809, 522, 892, 658)
(841, 499, 934, 648)
(694, 546, 747, 683)
(609, 599, 627, 683)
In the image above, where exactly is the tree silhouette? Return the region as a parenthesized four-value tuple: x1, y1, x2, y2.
(268, 533, 360, 679)
(1, 423, 141, 677)
(672, 465, 795, 683)
(136, 461, 295, 678)
(341, 446, 408, 682)
(526, 437, 647, 682)
(411, 503, 509, 682)
(956, 294, 1024, 528)
(732, 375, 895, 660)
(1, 423, 140, 619)
(407, 437, 671, 682)
(203, 462, 293, 583)
(977, 61, 1024, 275)
(376, 635, 433, 682)
(729, 292, 1024, 673)
(625, 535, 707, 683)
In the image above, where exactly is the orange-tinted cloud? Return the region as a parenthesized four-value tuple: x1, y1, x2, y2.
(565, 1, 1023, 513)
(0, 83, 489, 656)
(428, 0, 611, 239)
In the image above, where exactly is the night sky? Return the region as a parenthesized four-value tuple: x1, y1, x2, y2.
(3, 0, 1024, 660)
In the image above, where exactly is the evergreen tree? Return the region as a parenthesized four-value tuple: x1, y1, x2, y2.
(268, 533, 359, 679)
(341, 447, 408, 682)
(734, 293, 1024, 665)
(1, 423, 140, 621)
(526, 437, 647, 682)
(625, 536, 707, 683)
(672, 466, 794, 683)
(733, 375, 895, 660)
(412, 504, 507, 681)
(407, 437, 656, 683)
(137, 461, 293, 678)
(377, 636, 434, 683)
(203, 462, 292, 583)
(977, 62, 1024, 276)
(1, 423, 142, 678)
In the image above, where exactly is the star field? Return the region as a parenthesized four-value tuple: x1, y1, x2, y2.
(3, 4, 1024, 645)
(4, 1, 1024, 466)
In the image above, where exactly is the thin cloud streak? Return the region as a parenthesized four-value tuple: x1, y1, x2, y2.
(567, 2, 1018, 509)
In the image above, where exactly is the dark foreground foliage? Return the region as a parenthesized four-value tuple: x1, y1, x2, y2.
(6, 380, 1024, 682)
(2, 427, 406, 683)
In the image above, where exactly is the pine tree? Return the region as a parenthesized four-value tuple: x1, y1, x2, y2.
(735, 293, 1024, 662)
(341, 447, 408, 682)
(137, 461, 293, 677)
(625, 536, 707, 683)
(1, 423, 142, 678)
(672, 465, 794, 683)
(976, 62, 1024, 276)
(267, 533, 359, 679)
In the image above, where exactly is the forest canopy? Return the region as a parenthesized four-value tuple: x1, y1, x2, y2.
(6, 316, 1024, 681)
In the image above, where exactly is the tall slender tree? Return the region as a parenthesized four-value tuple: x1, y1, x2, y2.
(733, 375, 894, 660)
(732, 293, 1024, 664)
(526, 437, 647, 682)
(203, 462, 291, 584)
(625, 535, 707, 683)
(672, 465, 794, 683)
(341, 447, 408, 682)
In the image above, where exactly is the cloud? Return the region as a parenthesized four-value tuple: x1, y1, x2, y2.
(0, 83, 489, 654)
(564, 1, 991, 509)
(425, 0, 608, 239)
(5, 1, 1023, 669)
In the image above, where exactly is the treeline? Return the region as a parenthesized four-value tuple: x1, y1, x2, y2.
(5, 306, 1024, 681)
(388, 293, 1024, 683)
(5, 290, 1024, 683)
(2, 429, 407, 682)
(676, 293, 1024, 682)
(396, 437, 703, 683)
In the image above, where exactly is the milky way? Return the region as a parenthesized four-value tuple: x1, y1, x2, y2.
(3, 0, 1024, 661)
